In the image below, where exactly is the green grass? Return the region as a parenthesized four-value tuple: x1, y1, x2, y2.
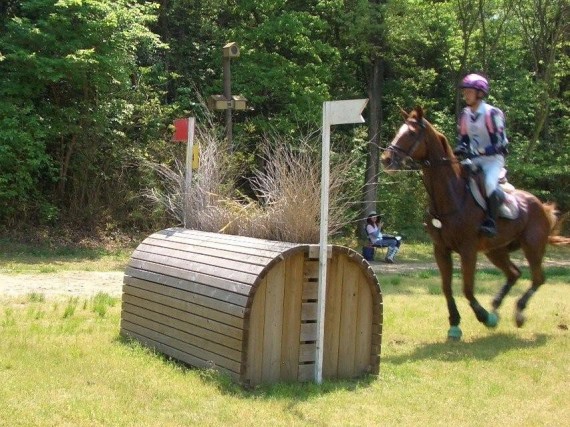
(0, 239, 568, 425)
(1, 270, 568, 426)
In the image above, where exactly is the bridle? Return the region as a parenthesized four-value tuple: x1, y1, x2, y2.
(385, 118, 455, 169)
(384, 116, 467, 220)
(385, 118, 427, 169)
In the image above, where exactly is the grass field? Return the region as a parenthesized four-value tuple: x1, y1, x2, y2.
(0, 241, 568, 426)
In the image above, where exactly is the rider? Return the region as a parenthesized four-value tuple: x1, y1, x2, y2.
(454, 73, 508, 238)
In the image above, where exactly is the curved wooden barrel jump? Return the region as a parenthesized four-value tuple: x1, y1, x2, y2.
(120, 228, 382, 386)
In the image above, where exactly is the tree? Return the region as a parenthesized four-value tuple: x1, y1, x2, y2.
(0, 0, 166, 225)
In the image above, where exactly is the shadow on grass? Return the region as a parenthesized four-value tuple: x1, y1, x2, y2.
(378, 266, 569, 296)
(383, 332, 549, 365)
(116, 334, 377, 399)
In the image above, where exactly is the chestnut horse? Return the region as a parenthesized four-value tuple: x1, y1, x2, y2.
(381, 106, 569, 340)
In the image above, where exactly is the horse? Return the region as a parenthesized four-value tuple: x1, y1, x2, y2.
(381, 106, 570, 340)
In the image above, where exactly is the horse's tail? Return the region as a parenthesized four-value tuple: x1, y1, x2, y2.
(544, 203, 570, 245)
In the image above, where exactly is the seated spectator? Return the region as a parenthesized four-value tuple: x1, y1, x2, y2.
(366, 211, 402, 263)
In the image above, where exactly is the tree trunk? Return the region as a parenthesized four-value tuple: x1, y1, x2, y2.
(362, 55, 384, 237)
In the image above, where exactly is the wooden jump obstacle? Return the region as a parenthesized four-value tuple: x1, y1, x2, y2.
(120, 228, 382, 386)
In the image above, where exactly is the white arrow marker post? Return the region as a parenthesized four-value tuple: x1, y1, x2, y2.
(184, 117, 196, 228)
(315, 99, 368, 384)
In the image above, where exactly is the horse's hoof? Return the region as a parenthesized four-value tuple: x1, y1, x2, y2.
(486, 312, 499, 328)
(447, 326, 463, 341)
(515, 310, 525, 328)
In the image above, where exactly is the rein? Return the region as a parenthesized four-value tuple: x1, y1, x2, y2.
(386, 119, 468, 221)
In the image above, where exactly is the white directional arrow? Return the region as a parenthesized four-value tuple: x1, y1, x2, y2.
(324, 99, 368, 125)
(315, 98, 368, 384)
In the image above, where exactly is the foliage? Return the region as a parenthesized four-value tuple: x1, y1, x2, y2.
(0, 0, 568, 239)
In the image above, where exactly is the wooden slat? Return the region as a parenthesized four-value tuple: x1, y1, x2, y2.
(120, 327, 240, 381)
(354, 273, 373, 374)
(120, 319, 241, 373)
(279, 253, 304, 381)
(303, 261, 319, 279)
(300, 322, 317, 342)
(297, 364, 314, 382)
(155, 228, 298, 250)
(150, 230, 297, 258)
(122, 293, 242, 340)
(301, 302, 317, 321)
(261, 260, 285, 383)
(125, 267, 249, 307)
(337, 259, 359, 378)
(123, 283, 243, 329)
(299, 343, 316, 363)
(302, 280, 317, 300)
(323, 254, 343, 378)
(123, 276, 246, 318)
(136, 242, 267, 275)
(244, 277, 266, 385)
(122, 308, 242, 356)
(142, 237, 274, 266)
(129, 256, 256, 289)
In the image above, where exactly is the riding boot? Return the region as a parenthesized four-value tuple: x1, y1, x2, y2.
(480, 191, 500, 238)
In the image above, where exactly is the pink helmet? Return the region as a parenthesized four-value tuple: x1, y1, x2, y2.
(460, 73, 489, 95)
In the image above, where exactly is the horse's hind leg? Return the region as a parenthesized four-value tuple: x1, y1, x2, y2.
(484, 248, 522, 311)
(515, 240, 547, 327)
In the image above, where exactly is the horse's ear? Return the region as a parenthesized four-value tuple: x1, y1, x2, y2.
(414, 105, 425, 121)
(399, 107, 409, 120)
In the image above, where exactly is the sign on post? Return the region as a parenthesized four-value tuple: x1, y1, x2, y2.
(316, 99, 368, 384)
(172, 117, 197, 227)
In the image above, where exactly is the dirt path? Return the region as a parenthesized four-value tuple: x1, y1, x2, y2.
(1, 259, 568, 298)
(0, 271, 124, 298)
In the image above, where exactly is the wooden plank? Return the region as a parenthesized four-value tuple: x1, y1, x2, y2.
(299, 343, 316, 363)
(261, 259, 285, 383)
(301, 302, 317, 321)
(303, 260, 319, 279)
(123, 283, 243, 329)
(337, 259, 359, 378)
(297, 364, 314, 382)
(123, 276, 246, 318)
(244, 277, 266, 386)
(302, 280, 318, 300)
(279, 253, 304, 381)
(323, 254, 343, 378)
(149, 231, 297, 258)
(122, 293, 243, 340)
(125, 267, 249, 307)
(129, 254, 258, 288)
(354, 272, 373, 374)
(300, 322, 317, 342)
(154, 228, 298, 250)
(136, 242, 267, 275)
(120, 327, 240, 381)
(141, 238, 274, 267)
(121, 319, 241, 373)
(122, 307, 242, 356)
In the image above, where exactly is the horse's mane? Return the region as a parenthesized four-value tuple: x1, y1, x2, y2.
(431, 126, 455, 159)
(408, 109, 456, 160)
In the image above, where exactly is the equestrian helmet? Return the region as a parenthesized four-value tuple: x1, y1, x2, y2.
(460, 74, 489, 95)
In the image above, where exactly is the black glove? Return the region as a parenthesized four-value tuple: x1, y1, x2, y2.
(453, 144, 470, 157)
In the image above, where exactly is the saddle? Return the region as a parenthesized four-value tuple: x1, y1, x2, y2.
(467, 168, 520, 220)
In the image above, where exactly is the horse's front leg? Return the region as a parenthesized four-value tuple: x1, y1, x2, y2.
(434, 245, 461, 340)
(460, 250, 499, 329)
